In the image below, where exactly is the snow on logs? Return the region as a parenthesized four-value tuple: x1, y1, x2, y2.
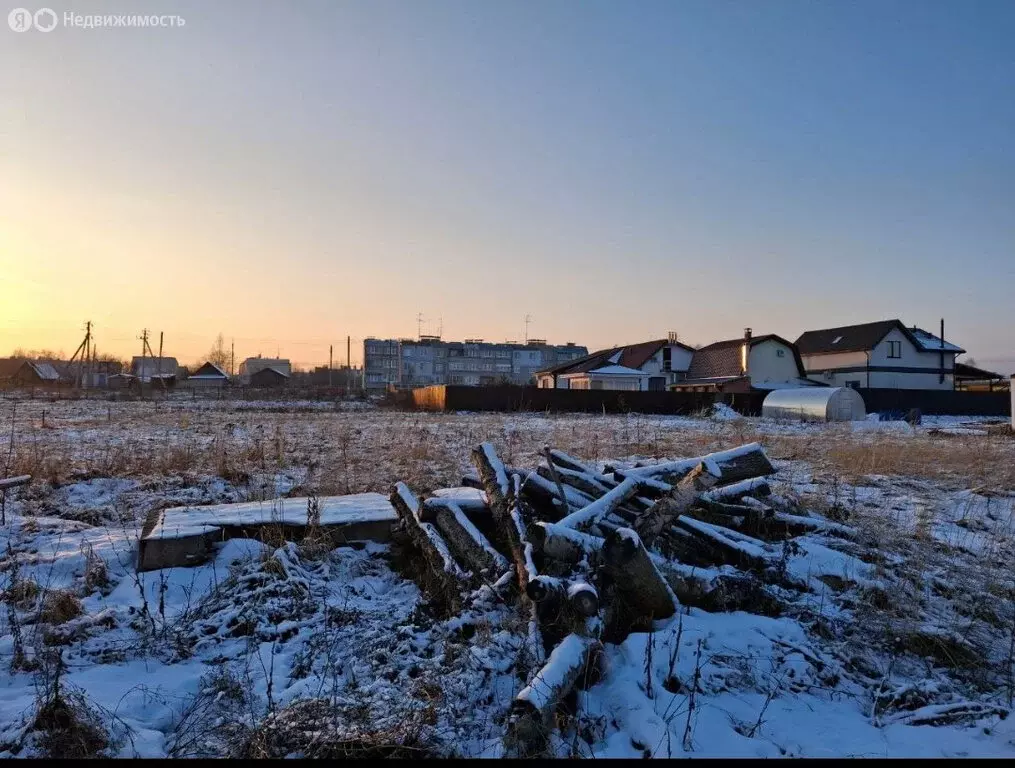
(390, 481, 468, 594)
(0, 474, 31, 491)
(614, 442, 775, 488)
(504, 633, 604, 757)
(383, 440, 860, 757)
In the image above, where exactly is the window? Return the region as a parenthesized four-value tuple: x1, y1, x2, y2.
(845, 380, 860, 389)
(662, 347, 672, 372)
(776, 349, 785, 357)
(887, 340, 901, 359)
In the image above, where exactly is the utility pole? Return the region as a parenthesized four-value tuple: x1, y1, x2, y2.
(66, 320, 92, 389)
(329, 345, 333, 386)
(230, 339, 235, 376)
(139, 328, 149, 400)
(157, 332, 164, 380)
(347, 335, 351, 369)
(83, 321, 91, 388)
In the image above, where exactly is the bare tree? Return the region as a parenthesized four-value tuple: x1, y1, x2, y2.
(206, 334, 230, 370)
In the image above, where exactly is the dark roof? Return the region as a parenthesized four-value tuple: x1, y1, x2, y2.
(685, 335, 805, 380)
(251, 366, 290, 380)
(0, 359, 65, 383)
(797, 320, 967, 356)
(189, 362, 230, 379)
(0, 358, 28, 379)
(536, 338, 694, 377)
(954, 362, 1004, 380)
(685, 339, 744, 380)
(795, 320, 904, 355)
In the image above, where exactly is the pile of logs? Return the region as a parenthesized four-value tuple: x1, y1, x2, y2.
(388, 442, 832, 757)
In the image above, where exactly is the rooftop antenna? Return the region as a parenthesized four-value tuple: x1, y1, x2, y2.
(438, 315, 443, 340)
(417, 311, 425, 340)
(524, 314, 532, 343)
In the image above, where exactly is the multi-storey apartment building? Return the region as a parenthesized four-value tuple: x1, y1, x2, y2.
(362, 337, 587, 390)
(362, 338, 401, 390)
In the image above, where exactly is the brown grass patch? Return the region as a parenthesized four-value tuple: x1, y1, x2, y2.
(39, 590, 83, 625)
(4, 578, 41, 609)
(31, 692, 109, 759)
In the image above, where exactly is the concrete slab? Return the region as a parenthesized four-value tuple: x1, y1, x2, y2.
(137, 493, 397, 571)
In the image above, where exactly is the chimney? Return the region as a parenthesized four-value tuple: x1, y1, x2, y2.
(741, 328, 752, 375)
(939, 318, 945, 385)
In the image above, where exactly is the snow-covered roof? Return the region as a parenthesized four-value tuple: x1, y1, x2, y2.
(28, 362, 61, 381)
(560, 364, 649, 378)
(910, 327, 966, 353)
(189, 362, 229, 379)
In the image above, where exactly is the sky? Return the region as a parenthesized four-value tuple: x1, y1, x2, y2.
(1, 0, 1013, 372)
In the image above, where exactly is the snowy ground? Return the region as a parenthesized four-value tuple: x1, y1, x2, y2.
(0, 396, 1013, 757)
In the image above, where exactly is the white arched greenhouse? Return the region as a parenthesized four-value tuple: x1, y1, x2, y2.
(761, 387, 866, 423)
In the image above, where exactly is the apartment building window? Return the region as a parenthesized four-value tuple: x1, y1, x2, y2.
(887, 340, 901, 359)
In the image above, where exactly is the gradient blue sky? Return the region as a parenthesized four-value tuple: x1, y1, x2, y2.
(2, 0, 1013, 370)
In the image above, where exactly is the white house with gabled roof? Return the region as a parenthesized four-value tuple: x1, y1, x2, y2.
(795, 319, 965, 390)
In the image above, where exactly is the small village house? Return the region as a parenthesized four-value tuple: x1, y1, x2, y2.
(0, 359, 63, 389)
(536, 334, 695, 391)
(131, 356, 180, 382)
(670, 329, 817, 393)
(183, 362, 231, 390)
(249, 366, 290, 388)
(239, 356, 292, 385)
(795, 319, 966, 390)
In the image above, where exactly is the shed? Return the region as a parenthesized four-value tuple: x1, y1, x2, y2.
(186, 361, 230, 389)
(762, 387, 866, 422)
(249, 366, 289, 388)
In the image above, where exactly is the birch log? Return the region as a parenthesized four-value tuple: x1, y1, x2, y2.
(632, 461, 721, 546)
(602, 527, 677, 624)
(504, 634, 603, 757)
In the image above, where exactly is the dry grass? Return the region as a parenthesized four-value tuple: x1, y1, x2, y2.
(4, 579, 41, 610)
(31, 691, 109, 759)
(2, 399, 1012, 510)
(236, 698, 438, 759)
(39, 590, 83, 625)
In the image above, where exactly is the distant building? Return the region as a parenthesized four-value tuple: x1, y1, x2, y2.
(239, 357, 292, 384)
(671, 329, 817, 393)
(249, 366, 289, 388)
(536, 335, 695, 391)
(184, 362, 230, 390)
(363, 337, 588, 390)
(131, 356, 180, 383)
(795, 319, 965, 390)
(0, 359, 63, 389)
(953, 362, 1008, 392)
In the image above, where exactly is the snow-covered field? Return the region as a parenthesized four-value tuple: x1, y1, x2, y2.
(1, 396, 1013, 758)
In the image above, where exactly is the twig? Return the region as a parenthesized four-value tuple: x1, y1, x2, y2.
(682, 639, 703, 751)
